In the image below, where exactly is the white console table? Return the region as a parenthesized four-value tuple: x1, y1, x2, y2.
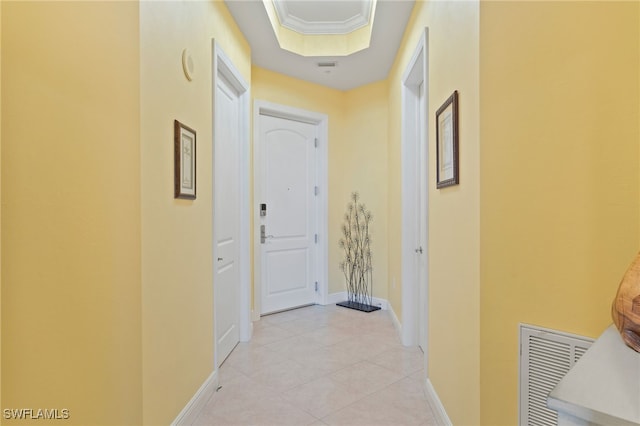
(547, 325, 640, 426)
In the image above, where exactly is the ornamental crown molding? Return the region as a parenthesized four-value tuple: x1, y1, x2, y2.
(272, 0, 374, 35)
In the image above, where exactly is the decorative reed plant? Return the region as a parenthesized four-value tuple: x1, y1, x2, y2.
(339, 192, 374, 308)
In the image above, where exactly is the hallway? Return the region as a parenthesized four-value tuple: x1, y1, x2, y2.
(192, 305, 437, 425)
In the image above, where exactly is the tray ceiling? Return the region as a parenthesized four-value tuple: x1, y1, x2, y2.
(225, 0, 415, 91)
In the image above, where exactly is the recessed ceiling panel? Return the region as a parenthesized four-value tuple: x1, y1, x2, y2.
(284, 1, 364, 23)
(275, 0, 371, 35)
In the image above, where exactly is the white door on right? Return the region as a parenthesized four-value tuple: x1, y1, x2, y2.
(257, 114, 319, 315)
(418, 81, 428, 353)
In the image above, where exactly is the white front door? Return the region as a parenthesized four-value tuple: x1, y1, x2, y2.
(214, 72, 241, 364)
(258, 114, 318, 315)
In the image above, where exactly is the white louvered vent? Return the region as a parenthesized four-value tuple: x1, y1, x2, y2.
(519, 324, 594, 426)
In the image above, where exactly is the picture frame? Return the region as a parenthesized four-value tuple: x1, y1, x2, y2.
(174, 120, 197, 200)
(436, 90, 459, 188)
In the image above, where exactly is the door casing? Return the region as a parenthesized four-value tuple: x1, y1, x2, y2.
(253, 101, 328, 319)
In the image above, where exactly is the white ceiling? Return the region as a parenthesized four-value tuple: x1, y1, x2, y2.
(224, 0, 415, 91)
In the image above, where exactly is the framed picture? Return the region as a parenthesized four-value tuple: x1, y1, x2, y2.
(174, 120, 197, 199)
(436, 90, 459, 188)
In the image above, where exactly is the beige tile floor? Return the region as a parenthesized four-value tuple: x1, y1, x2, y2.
(192, 304, 438, 426)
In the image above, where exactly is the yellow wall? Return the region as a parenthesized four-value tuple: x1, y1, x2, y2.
(479, 2, 640, 424)
(139, 1, 250, 424)
(2, 1, 251, 424)
(342, 81, 389, 299)
(0, 1, 3, 412)
(251, 67, 389, 298)
(1, 2, 141, 425)
(387, 1, 481, 424)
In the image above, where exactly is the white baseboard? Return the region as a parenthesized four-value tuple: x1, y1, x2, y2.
(325, 291, 388, 310)
(171, 370, 219, 426)
(425, 378, 452, 426)
(388, 301, 402, 337)
(240, 320, 253, 342)
(325, 291, 346, 305)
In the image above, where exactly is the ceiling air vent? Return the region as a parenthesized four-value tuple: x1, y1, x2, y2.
(317, 61, 337, 68)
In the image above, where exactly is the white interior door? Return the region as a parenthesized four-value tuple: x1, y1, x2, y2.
(258, 114, 318, 315)
(402, 30, 429, 349)
(417, 81, 428, 353)
(214, 72, 241, 364)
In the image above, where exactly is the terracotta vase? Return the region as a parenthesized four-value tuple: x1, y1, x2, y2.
(612, 252, 640, 352)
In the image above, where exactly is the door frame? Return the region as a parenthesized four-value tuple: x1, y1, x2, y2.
(253, 100, 328, 320)
(212, 41, 251, 369)
(401, 29, 429, 350)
